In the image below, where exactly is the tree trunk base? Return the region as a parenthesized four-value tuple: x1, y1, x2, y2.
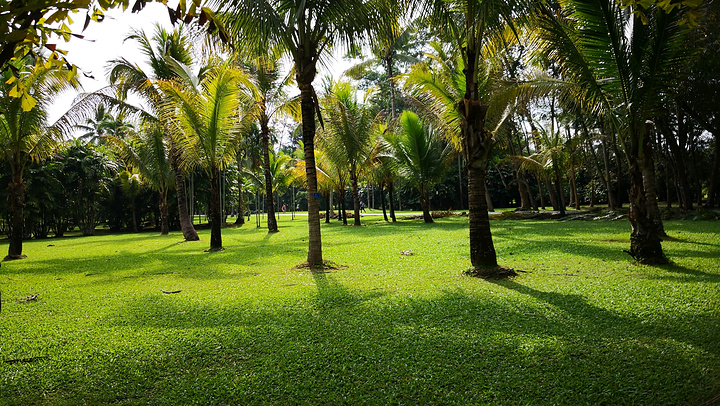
(3, 254, 27, 261)
(623, 245, 668, 265)
(295, 260, 345, 271)
(464, 266, 519, 279)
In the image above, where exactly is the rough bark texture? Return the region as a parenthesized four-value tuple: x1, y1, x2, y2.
(208, 167, 223, 251)
(170, 146, 199, 241)
(626, 125, 667, 264)
(261, 115, 278, 232)
(459, 98, 498, 268)
(6, 175, 26, 260)
(297, 59, 322, 265)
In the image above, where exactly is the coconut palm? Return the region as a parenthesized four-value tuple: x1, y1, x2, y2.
(216, 0, 383, 265)
(319, 79, 378, 226)
(112, 122, 175, 234)
(106, 24, 200, 241)
(383, 111, 453, 223)
(159, 60, 253, 251)
(403, 35, 520, 270)
(76, 104, 134, 145)
(532, 0, 691, 263)
(0, 55, 80, 260)
(239, 54, 294, 232)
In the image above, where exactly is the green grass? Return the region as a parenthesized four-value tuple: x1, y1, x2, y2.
(1, 216, 719, 405)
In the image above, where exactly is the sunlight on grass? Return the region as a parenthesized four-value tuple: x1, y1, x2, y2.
(1, 216, 718, 405)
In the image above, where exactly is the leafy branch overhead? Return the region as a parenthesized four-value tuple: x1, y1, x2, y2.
(0, 0, 229, 111)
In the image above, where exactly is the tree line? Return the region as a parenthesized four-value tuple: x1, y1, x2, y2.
(1, 0, 717, 273)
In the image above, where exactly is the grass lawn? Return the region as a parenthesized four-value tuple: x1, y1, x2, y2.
(1, 215, 718, 405)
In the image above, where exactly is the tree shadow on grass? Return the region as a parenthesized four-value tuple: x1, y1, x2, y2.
(3, 280, 717, 405)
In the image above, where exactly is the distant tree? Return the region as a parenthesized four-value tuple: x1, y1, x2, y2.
(383, 111, 453, 223)
(160, 60, 252, 251)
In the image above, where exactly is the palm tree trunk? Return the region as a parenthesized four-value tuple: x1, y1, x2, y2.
(298, 71, 323, 265)
(458, 94, 498, 268)
(170, 146, 199, 241)
(642, 125, 665, 236)
(626, 125, 667, 264)
(468, 164, 497, 268)
(601, 139, 617, 209)
(379, 182, 388, 221)
(235, 154, 245, 225)
(388, 181, 397, 222)
(324, 192, 331, 223)
(159, 190, 170, 235)
(6, 172, 26, 260)
(209, 167, 223, 251)
(131, 199, 138, 233)
(261, 115, 278, 232)
(420, 189, 433, 223)
(351, 169, 361, 226)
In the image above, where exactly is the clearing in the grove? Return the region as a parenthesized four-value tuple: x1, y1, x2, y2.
(1, 215, 718, 405)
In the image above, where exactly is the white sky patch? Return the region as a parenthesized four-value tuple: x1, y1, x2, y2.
(48, 4, 363, 142)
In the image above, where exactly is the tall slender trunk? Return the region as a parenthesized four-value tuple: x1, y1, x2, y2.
(388, 182, 396, 222)
(170, 145, 199, 241)
(419, 189, 433, 223)
(235, 151, 245, 225)
(351, 168, 361, 226)
(386, 57, 396, 120)
(159, 190, 169, 235)
(458, 155, 465, 210)
(546, 177, 559, 210)
(601, 139, 617, 209)
(261, 114, 278, 232)
(642, 123, 665, 236)
(553, 162, 566, 215)
(458, 93, 497, 267)
(380, 182, 388, 221)
(660, 118, 693, 210)
(209, 166, 223, 251)
(324, 192, 330, 223)
(297, 62, 322, 265)
(6, 172, 26, 260)
(611, 133, 624, 208)
(537, 176, 546, 209)
(485, 186, 494, 212)
(131, 197, 138, 233)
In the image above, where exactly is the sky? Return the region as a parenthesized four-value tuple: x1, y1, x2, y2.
(50, 3, 357, 135)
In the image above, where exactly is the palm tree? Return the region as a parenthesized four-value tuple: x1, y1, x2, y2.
(383, 111, 453, 223)
(76, 104, 134, 145)
(107, 24, 200, 241)
(112, 122, 175, 235)
(217, 0, 383, 265)
(160, 60, 252, 251)
(533, 0, 691, 263)
(239, 55, 294, 232)
(403, 34, 520, 270)
(0, 55, 79, 260)
(319, 79, 378, 226)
